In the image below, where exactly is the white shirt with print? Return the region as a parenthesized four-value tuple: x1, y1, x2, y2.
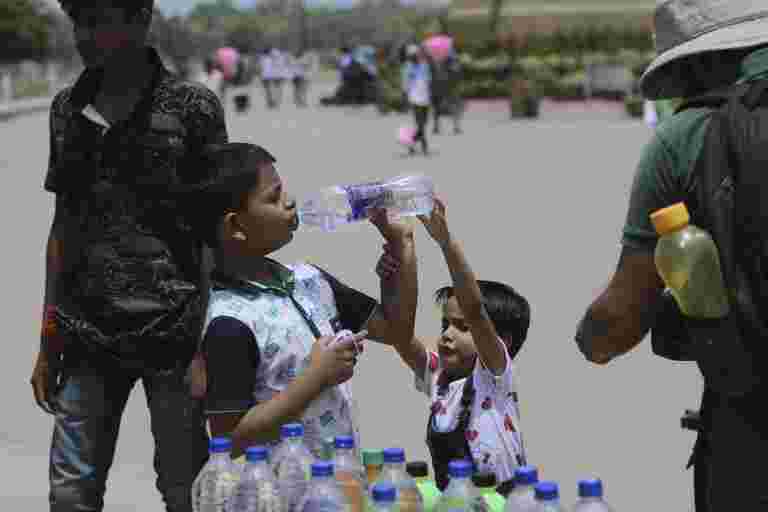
(415, 341, 526, 485)
(203, 263, 360, 456)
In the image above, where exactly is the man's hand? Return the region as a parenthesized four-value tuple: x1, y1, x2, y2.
(417, 197, 451, 249)
(369, 208, 415, 247)
(31, 349, 62, 414)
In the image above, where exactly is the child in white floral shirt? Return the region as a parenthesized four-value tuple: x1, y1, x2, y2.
(377, 197, 531, 496)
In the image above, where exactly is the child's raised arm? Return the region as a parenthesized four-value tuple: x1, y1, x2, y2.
(418, 198, 507, 375)
(367, 210, 427, 376)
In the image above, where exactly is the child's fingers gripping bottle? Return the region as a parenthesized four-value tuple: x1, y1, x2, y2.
(406, 461, 441, 512)
(650, 202, 730, 318)
(471, 473, 505, 512)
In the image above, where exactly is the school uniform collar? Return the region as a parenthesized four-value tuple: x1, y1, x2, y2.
(211, 259, 296, 296)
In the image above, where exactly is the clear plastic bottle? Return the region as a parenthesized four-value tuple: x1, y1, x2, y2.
(650, 202, 730, 318)
(406, 462, 441, 512)
(334, 435, 366, 512)
(471, 473, 505, 512)
(532, 483, 564, 512)
(298, 462, 351, 512)
(504, 466, 539, 512)
(435, 460, 476, 512)
(298, 174, 435, 231)
(370, 483, 399, 512)
(192, 437, 241, 512)
(274, 424, 315, 512)
(374, 448, 424, 512)
(571, 479, 613, 512)
(227, 446, 283, 512)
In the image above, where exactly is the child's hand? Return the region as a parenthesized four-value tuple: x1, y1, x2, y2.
(369, 208, 415, 244)
(308, 331, 367, 387)
(375, 244, 401, 281)
(418, 197, 452, 248)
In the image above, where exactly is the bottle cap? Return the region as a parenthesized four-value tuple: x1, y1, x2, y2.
(312, 461, 334, 478)
(650, 202, 690, 235)
(535, 482, 559, 502)
(209, 437, 231, 453)
(406, 461, 429, 478)
(448, 460, 472, 478)
(383, 448, 405, 464)
(245, 446, 269, 462)
(514, 466, 538, 486)
(578, 479, 604, 498)
(372, 483, 397, 503)
(335, 435, 355, 450)
(281, 423, 304, 439)
(363, 449, 385, 467)
(472, 472, 497, 488)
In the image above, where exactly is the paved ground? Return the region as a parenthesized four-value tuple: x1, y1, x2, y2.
(0, 79, 702, 511)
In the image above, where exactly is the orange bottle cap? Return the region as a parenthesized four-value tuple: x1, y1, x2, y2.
(650, 202, 690, 235)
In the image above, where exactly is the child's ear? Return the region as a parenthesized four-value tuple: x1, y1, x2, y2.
(223, 212, 247, 241)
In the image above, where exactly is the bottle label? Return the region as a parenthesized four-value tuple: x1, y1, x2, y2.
(344, 182, 392, 222)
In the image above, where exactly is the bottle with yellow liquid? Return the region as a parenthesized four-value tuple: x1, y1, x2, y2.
(650, 202, 730, 319)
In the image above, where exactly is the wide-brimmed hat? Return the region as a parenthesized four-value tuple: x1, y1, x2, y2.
(640, 0, 768, 100)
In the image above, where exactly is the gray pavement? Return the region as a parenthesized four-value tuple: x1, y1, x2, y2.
(0, 79, 701, 511)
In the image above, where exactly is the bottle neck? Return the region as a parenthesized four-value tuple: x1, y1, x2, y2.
(479, 486, 495, 496)
(383, 461, 405, 473)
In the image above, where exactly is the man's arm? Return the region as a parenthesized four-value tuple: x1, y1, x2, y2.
(575, 246, 664, 364)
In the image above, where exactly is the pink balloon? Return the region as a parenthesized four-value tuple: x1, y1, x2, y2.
(217, 47, 240, 80)
(398, 126, 416, 146)
(424, 35, 453, 62)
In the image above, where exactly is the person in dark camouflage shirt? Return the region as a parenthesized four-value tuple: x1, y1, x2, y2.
(30, 2, 228, 511)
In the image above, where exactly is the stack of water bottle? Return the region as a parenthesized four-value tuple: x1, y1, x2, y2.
(191, 422, 615, 512)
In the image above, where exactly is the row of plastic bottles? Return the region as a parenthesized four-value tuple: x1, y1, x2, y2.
(192, 422, 614, 512)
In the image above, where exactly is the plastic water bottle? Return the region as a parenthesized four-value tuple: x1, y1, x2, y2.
(435, 460, 476, 512)
(532, 482, 564, 512)
(192, 437, 241, 512)
(334, 435, 366, 512)
(227, 446, 283, 512)
(504, 466, 539, 512)
(472, 473, 505, 512)
(374, 448, 424, 512)
(298, 174, 435, 231)
(274, 424, 314, 512)
(406, 461, 441, 512)
(571, 479, 614, 512)
(651, 202, 730, 318)
(298, 462, 350, 512)
(370, 483, 398, 512)
(363, 450, 384, 485)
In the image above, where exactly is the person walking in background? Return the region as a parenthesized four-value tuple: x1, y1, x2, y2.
(431, 50, 464, 135)
(403, 45, 432, 156)
(291, 49, 312, 108)
(259, 47, 279, 109)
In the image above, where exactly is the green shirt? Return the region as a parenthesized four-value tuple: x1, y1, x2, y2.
(622, 47, 768, 251)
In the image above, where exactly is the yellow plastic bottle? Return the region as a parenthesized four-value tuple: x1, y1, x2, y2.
(650, 202, 730, 318)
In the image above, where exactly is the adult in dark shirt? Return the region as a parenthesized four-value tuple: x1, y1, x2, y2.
(30, 2, 228, 511)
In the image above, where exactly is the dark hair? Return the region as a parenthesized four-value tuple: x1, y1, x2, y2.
(187, 143, 277, 248)
(60, 0, 154, 23)
(434, 281, 531, 359)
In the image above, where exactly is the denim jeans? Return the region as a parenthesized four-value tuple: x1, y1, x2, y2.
(48, 350, 209, 512)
